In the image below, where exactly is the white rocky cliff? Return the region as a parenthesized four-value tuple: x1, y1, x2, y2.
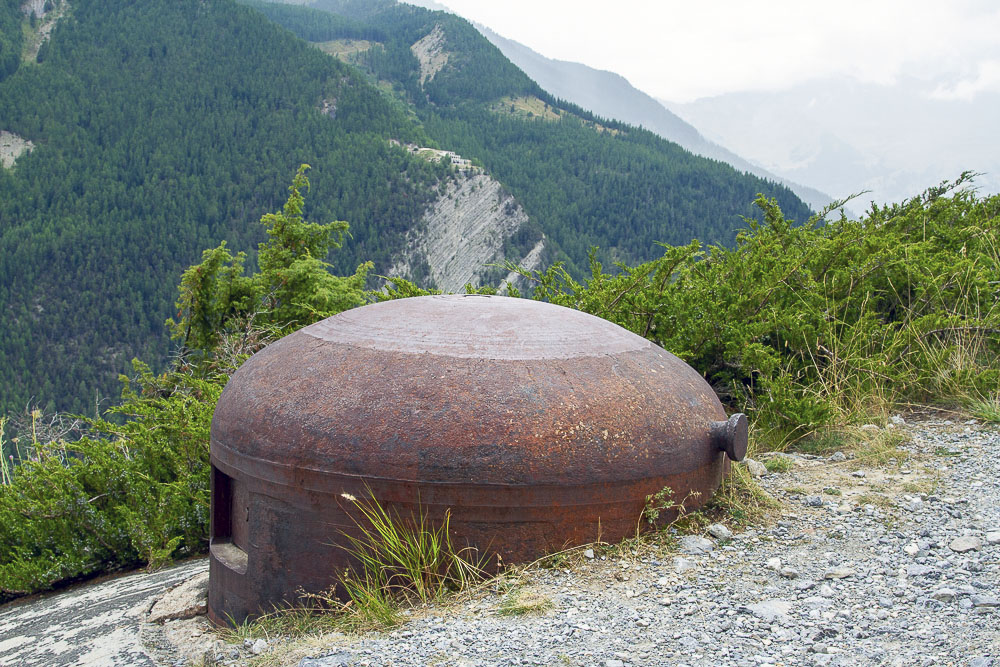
(389, 169, 544, 293)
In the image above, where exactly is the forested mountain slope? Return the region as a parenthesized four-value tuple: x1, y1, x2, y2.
(0, 0, 449, 414)
(254, 0, 813, 267)
(0, 0, 812, 415)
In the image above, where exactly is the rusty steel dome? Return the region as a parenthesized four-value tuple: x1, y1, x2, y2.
(208, 294, 746, 625)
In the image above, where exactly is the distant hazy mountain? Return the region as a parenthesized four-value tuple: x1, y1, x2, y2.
(475, 25, 836, 215)
(665, 76, 1000, 208)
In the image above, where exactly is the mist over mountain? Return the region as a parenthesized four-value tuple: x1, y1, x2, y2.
(665, 76, 1000, 208)
(472, 24, 835, 215)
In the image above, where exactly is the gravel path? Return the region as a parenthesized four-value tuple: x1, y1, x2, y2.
(281, 417, 998, 667)
(2, 418, 995, 666)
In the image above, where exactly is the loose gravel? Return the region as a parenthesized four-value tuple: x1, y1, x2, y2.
(272, 417, 999, 667)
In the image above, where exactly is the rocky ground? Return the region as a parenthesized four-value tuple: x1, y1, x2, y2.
(1, 416, 996, 666)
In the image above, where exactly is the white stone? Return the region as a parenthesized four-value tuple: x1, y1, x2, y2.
(985, 531, 1000, 545)
(931, 588, 957, 602)
(583, 548, 595, 559)
(823, 566, 855, 579)
(766, 557, 782, 571)
(679, 535, 714, 555)
(707, 523, 733, 541)
(949, 536, 983, 553)
(743, 458, 767, 478)
(745, 599, 793, 621)
(673, 556, 696, 573)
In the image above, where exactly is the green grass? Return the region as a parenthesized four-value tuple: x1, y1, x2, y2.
(764, 456, 793, 473)
(967, 395, 1000, 423)
(788, 426, 909, 468)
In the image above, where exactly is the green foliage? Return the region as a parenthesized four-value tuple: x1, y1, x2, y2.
(1, 0, 814, 416)
(0, 363, 221, 599)
(0, 167, 369, 600)
(764, 456, 793, 473)
(512, 176, 1000, 441)
(338, 491, 486, 605)
(168, 165, 371, 360)
(238, 0, 383, 43)
(0, 0, 442, 415)
(0, 0, 22, 80)
(258, 0, 812, 275)
(968, 396, 1000, 423)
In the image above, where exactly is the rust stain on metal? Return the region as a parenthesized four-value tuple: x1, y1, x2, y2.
(208, 295, 746, 626)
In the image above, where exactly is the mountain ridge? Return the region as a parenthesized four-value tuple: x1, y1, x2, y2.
(0, 0, 813, 414)
(473, 24, 837, 214)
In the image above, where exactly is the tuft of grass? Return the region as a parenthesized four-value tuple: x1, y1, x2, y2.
(498, 587, 553, 616)
(847, 428, 909, 468)
(967, 395, 1000, 423)
(320, 492, 488, 631)
(764, 455, 793, 473)
(855, 493, 895, 509)
(0, 416, 10, 486)
(901, 478, 940, 495)
(788, 425, 909, 469)
(707, 445, 779, 527)
(220, 604, 341, 644)
(212, 493, 490, 641)
(789, 428, 851, 456)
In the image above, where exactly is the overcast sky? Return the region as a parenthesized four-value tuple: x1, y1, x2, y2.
(425, 0, 1000, 102)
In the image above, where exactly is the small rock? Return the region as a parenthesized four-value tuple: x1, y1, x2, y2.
(766, 557, 782, 571)
(673, 556, 696, 573)
(605, 660, 625, 667)
(903, 543, 920, 556)
(679, 535, 714, 555)
(744, 599, 793, 621)
(251, 638, 268, 655)
(907, 564, 936, 577)
(584, 548, 595, 559)
(971, 595, 1000, 608)
(707, 523, 733, 541)
(780, 567, 800, 579)
(949, 536, 983, 553)
(930, 588, 957, 602)
(829, 451, 847, 462)
(823, 566, 855, 580)
(890, 414, 905, 425)
(299, 652, 353, 667)
(744, 458, 767, 478)
(148, 571, 210, 623)
(985, 531, 1000, 545)
(818, 584, 836, 597)
(802, 596, 832, 610)
(804, 496, 825, 507)
(851, 470, 866, 478)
